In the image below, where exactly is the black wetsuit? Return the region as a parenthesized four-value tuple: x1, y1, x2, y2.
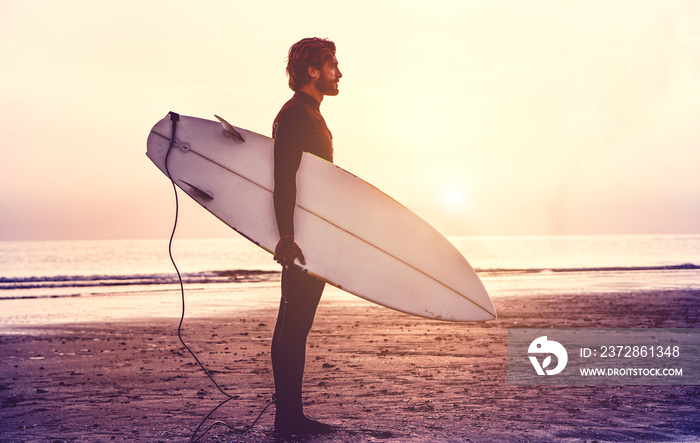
(271, 91, 333, 425)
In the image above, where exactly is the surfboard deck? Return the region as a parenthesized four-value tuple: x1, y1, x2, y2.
(146, 112, 496, 321)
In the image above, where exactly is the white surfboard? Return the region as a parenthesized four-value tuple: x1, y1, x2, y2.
(146, 112, 496, 321)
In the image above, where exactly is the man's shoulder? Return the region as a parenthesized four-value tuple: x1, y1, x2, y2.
(277, 96, 306, 116)
(275, 95, 315, 126)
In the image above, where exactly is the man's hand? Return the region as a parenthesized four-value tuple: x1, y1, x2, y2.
(273, 235, 306, 268)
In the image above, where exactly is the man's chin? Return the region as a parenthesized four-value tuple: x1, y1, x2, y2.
(318, 82, 340, 96)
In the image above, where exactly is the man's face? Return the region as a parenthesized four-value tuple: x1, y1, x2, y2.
(315, 55, 342, 96)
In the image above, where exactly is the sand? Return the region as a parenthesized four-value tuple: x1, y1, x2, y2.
(1, 289, 699, 442)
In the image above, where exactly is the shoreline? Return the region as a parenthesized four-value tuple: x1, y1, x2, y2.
(1, 289, 699, 441)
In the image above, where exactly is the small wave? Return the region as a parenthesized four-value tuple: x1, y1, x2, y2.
(0, 269, 280, 294)
(475, 263, 700, 275)
(0, 293, 83, 300)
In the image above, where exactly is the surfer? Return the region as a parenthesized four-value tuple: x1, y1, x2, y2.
(270, 37, 342, 437)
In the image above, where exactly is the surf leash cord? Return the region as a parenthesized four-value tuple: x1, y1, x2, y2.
(163, 111, 274, 442)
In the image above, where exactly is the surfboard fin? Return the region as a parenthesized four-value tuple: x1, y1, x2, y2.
(180, 180, 214, 201)
(214, 115, 245, 143)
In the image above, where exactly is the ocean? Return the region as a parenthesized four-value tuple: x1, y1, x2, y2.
(2, 234, 699, 303)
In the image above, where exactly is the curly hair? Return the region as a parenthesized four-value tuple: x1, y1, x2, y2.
(286, 38, 336, 91)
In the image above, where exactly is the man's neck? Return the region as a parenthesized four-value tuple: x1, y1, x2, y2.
(298, 84, 323, 104)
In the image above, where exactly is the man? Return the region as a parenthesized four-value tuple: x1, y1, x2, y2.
(270, 37, 342, 437)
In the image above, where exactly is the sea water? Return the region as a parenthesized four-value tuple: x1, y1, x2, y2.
(1, 235, 699, 302)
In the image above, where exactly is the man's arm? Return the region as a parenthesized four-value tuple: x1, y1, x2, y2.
(272, 113, 307, 267)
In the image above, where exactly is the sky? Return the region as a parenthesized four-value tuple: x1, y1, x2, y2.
(1, 0, 699, 240)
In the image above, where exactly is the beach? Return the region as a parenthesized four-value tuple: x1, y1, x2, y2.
(2, 288, 699, 442)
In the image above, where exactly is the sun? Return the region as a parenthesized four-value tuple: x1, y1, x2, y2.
(444, 188, 464, 208)
(439, 184, 471, 212)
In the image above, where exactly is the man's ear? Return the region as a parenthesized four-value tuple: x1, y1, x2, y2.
(307, 65, 321, 79)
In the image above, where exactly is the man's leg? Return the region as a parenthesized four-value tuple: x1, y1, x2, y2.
(271, 266, 324, 428)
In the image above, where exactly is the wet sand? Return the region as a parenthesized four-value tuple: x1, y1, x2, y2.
(1, 289, 699, 442)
